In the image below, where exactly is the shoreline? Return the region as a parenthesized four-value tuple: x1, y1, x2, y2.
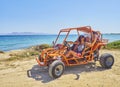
(0, 34, 120, 51)
(0, 40, 120, 61)
(0, 40, 120, 52)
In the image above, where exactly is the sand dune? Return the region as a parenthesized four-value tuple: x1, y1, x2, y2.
(0, 49, 120, 87)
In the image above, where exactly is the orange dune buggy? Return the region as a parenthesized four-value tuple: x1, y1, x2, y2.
(36, 26, 114, 78)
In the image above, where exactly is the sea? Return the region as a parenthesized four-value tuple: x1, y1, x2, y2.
(0, 34, 120, 51)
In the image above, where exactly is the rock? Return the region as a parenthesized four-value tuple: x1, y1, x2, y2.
(9, 54, 13, 56)
(0, 50, 4, 53)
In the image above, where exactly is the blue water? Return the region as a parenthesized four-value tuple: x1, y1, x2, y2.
(0, 34, 120, 51)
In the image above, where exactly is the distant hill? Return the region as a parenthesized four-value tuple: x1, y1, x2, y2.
(0, 32, 120, 35)
(0, 32, 49, 35)
(103, 33, 120, 35)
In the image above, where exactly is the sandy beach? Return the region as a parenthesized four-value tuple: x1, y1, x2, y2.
(0, 49, 120, 87)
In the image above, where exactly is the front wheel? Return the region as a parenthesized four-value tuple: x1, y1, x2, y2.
(49, 60, 65, 79)
(99, 53, 114, 69)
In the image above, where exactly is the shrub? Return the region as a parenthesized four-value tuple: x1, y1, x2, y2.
(35, 44, 51, 51)
(106, 40, 120, 49)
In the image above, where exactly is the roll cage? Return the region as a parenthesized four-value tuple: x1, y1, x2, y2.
(54, 26, 101, 45)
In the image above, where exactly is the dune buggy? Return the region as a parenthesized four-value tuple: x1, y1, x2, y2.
(36, 26, 114, 78)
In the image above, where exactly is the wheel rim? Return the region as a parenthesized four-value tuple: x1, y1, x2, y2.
(55, 65, 63, 76)
(106, 57, 113, 66)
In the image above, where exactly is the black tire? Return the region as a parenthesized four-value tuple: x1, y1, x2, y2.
(99, 53, 114, 69)
(49, 60, 65, 79)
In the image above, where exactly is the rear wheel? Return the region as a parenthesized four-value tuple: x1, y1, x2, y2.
(49, 60, 65, 78)
(99, 53, 114, 68)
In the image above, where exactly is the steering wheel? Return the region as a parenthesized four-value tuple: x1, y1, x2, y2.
(64, 41, 71, 51)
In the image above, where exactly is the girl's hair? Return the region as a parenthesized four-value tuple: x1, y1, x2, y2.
(78, 35, 85, 42)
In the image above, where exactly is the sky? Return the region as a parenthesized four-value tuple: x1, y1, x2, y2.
(0, 0, 120, 34)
